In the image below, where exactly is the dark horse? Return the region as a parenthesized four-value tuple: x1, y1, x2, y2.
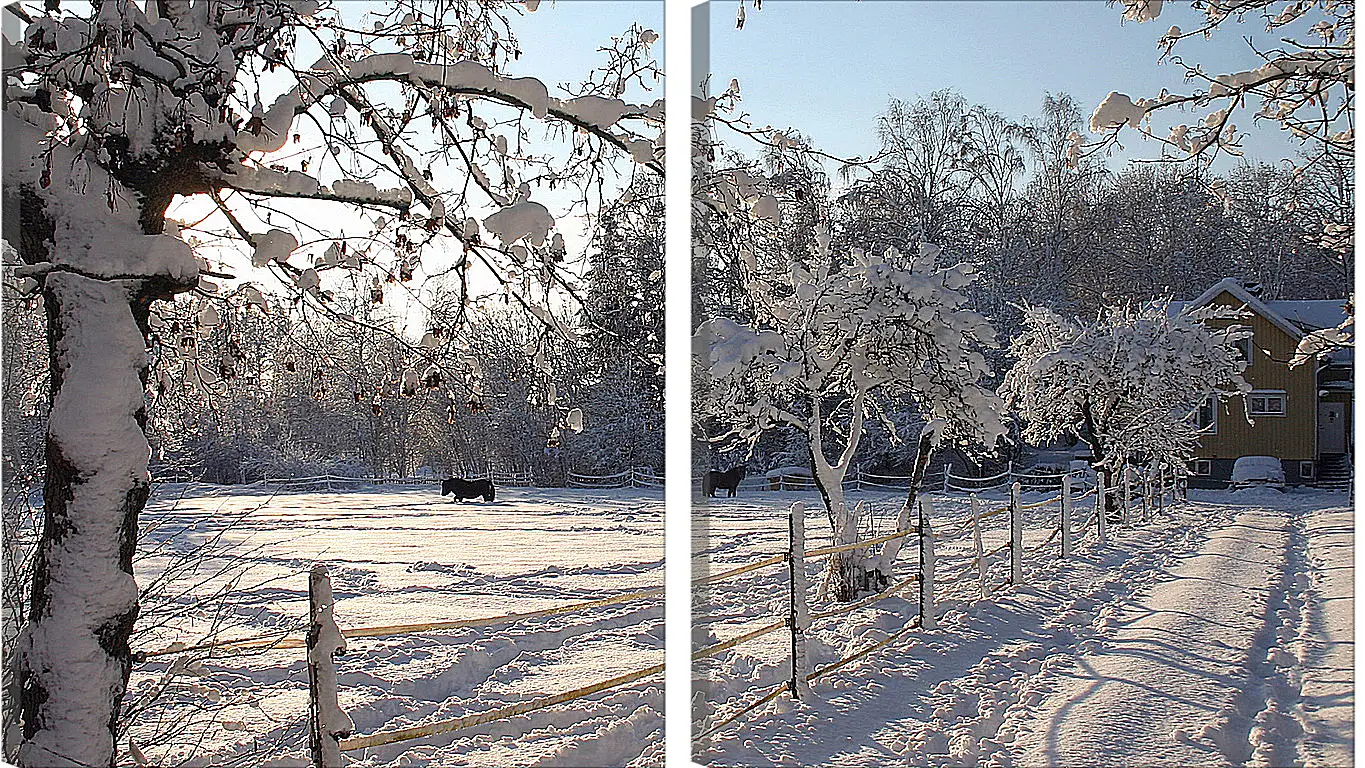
(441, 477, 496, 501)
(703, 466, 747, 498)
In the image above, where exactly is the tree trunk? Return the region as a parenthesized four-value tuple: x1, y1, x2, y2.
(1080, 401, 1116, 520)
(872, 429, 936, 584)
(15, 274, 157, 767)
(807, 394, 869, 603)
(813, 457, 863, 602)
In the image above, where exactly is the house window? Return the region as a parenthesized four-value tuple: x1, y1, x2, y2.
(1196, 396, 1218, 433)
(1249, 391, 1287, 416)
(1232, 326, 1254, 366)
(1190, 459, 1212, 476)
(1300, 461, 1315, 479)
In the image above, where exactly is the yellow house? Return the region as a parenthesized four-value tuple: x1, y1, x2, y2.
(1171, 278, 1352, 488)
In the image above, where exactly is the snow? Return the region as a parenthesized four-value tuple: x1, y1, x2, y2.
(693, 485, 1351, 767)
(1089, 92, 1149, 132)
(1233, 456, 1286, 485)
(308, 565, 354, 764)
(252, 229, 299, 267)
(557, 96, 631, 129)
(1294, 504, 1353, 765)
(17, 273, 153, 767)
(483, 201, 555, 247)
(2, 114, 200, 284)
(1121, 0, 1164, 23)
(128, 484, 663, 767)
(345, 57, 552, 120)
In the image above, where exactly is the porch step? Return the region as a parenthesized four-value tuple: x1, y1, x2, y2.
(1317, 453, 1352, 489)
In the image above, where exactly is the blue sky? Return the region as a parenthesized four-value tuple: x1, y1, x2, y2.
(704, 0, 1305, 170)
(509, 1, 664, 101)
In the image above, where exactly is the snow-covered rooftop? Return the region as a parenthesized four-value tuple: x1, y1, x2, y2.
(1167, 279, 1350, 364)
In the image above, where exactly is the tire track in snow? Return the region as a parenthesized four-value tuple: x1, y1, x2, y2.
(1002, 503, 1298, 767)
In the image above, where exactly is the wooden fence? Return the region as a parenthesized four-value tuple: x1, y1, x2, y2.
(695, 463, 1085, 495)
(136, 572, 663, 766)
(566, 468, 665, 489)
(134, 462, 1184, 762)
(694, 463, 1186, 741)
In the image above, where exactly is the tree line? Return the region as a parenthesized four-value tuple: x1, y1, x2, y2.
(694, 89, 1351, 477)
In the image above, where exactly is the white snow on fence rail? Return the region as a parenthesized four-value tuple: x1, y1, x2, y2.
(567, 468, 665, 488)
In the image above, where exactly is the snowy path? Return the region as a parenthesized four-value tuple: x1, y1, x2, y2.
(1008, 505, 1294, 766)
(1006, 492, 1354, 768)
(693, 488, 1352, 768)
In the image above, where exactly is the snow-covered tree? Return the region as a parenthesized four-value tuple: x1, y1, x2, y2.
(694, 227, 1006, 600)
(1, 1, 659, 763)
(999, 302, 1249, 511)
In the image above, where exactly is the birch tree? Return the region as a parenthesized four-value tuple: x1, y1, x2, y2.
(1, 1, 659, 763)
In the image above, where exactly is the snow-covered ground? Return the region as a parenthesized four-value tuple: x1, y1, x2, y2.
(693, 485, 1352, 768)
(128, 484, 663, 767)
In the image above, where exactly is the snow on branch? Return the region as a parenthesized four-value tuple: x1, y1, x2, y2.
(1090, 0, 1353, 172)
(1290, 295, 1353, 368)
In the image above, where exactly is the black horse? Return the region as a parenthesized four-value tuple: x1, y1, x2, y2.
(703, 466, 747, 498)
(441, 477, 496, 501)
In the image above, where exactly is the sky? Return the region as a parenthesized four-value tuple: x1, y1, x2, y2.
(508, 1, 663, 96)
(703, 0, 1307, 172)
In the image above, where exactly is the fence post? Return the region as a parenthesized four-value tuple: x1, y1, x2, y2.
(1009, 481, 1023, 584)
(1156, 464, 1166, 516)
(787, 503, 811, 699)
(1008, 460, 1015, 484)
(918, 498, 936, 630)
(1121, 463, 1132, 527)
(970, 494, 986, 600)
(1060, 473, 1072, 560)
(1097, 471, 1108, 544)
(308, 565, 353, 768)
(943, 463, 951, 493)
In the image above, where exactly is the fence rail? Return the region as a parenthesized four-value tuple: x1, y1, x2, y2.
(152, 470, 540, 491)
(566, 468, 665, 489)
(693, 462, 1094, 495)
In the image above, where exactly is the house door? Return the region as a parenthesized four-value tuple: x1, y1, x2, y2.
(1318, 402, 1347, 454)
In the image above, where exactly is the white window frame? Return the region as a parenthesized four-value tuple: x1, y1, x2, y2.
(1300, 461, 1315, 479)
(1191, 459, 1212, 476)
(1233, 325, 1254, 367)
(1248, 390, 1288, 417)
(1196, 396, 1218, 434)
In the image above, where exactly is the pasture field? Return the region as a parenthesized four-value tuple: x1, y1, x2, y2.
(129, 484, 663, 768)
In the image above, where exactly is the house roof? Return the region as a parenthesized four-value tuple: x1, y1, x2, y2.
(1168, 278, 1350, 336)
(1168, 277, 1352, 364)
(1267, 299, 1352, 333)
